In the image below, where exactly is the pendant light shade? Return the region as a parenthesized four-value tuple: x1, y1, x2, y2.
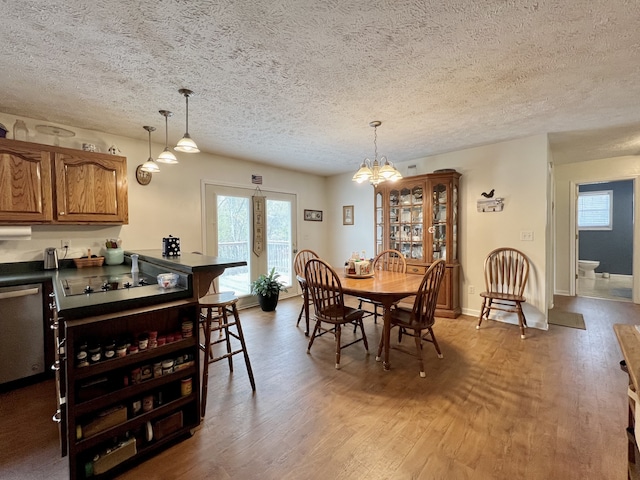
(157, 110, 178, 164)
(140, 126, 160, 173)
(352, 121, 402, 186)
(175, 88, 200, 153)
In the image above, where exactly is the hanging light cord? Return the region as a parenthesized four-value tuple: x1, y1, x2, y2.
(184, 94, 189, 133)
(164, 115, 169, 148)
(373, 125, 378, 162)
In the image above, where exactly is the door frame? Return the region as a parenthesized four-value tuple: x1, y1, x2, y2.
(200, 179, 299, 307)
(568, 177, 638, 303)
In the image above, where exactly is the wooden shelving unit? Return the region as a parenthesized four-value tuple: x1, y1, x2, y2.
(59, 299, 200, 479)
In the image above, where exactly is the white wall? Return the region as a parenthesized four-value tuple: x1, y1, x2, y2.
(327, 134, 550, 329)
(0, 112, 553, 328)
(554, 155, 640, 301)
(0, 113, 330, 271)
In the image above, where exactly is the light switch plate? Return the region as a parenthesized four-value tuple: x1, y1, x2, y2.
(520, 231, 534, 241)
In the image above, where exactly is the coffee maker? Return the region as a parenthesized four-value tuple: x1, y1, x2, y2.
(44, 247, 58, 270)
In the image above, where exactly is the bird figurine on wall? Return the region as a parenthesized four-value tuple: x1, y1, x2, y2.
(481, 189, 495, 198)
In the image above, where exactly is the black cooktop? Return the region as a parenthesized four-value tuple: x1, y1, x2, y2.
(60, 272, 156, 297)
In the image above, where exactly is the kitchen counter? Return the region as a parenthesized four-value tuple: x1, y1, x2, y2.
(129, 250, 246, 298)
(0, 251, 245, 318)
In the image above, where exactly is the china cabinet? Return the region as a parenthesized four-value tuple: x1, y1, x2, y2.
(0, 139, 128, 224)
(375, 170, 461, 318)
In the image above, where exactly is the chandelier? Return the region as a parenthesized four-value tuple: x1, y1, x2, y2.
(352, 121, 402, 186)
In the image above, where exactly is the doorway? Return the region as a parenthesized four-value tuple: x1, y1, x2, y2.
(576, 179, 634, 301)
(203, 183, 297, 308)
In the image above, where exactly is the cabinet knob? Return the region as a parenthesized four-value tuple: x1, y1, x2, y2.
(52, 409, 61, 423)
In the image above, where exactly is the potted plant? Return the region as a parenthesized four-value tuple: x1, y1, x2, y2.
(250, 267, 288, 311)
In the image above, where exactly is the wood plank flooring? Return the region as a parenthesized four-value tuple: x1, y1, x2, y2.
(0, 294, 637, 479)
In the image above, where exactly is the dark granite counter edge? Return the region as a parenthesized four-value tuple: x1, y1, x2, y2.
(127, 250, 246, 273)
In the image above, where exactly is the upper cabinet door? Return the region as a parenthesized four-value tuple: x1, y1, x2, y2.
(0, 142, 53, 223)
(54, 152, 129, 224)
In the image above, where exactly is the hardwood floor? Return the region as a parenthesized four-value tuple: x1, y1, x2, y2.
(1, 295, 637, 479)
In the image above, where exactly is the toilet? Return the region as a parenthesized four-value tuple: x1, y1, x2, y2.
(578, 260, 600, 278)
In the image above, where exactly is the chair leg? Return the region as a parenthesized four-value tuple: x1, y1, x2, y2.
(230, 303, 256, 391)
(334, 324, 342, 369)
(201, 307, 213, 418)
(358, 319, 369, 351)
(296, 299, 304, 326)
(304, 291, 311, 336)
(477, 298, 488, 329)
(307, 320, 321, 352)
(414, 331, 426, 378)
(220, 307, 234, 372)
(428, 327, 444, 359)
(517, 303, 526, 339)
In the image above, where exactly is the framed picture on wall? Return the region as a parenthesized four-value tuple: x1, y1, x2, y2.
(304, 209, 323, 222)
(343, 205, 354, 225)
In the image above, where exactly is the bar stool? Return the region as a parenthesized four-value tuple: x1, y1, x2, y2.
(199, 291, 256, 418)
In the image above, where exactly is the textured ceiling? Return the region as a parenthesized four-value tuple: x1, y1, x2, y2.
(1, 1, 640, 176)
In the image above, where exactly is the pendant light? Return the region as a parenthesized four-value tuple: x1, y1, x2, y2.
(175, 88, 200, 153)
(140, 126, 160, 173)
(352, 121, 402, 186)
(157, 110, 178, 164)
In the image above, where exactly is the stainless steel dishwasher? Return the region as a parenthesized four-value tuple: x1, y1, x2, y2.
(0, 283, 45, 385)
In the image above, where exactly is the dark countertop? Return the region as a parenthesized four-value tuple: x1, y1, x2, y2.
(0, 251, 246, 319)
(127, 250, 246, 273)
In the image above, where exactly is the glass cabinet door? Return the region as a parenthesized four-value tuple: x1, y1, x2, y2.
(388, 184, 423, 261)
(375, 191, 383, 256)
(430, 181, 448, 262)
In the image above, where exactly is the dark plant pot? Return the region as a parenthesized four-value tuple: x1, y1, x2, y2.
(258, 292, 279, 311)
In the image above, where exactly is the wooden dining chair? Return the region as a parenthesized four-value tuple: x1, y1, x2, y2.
(377, 259, 446, 377)
(293, 249, 319, 336)
(304, 258, 369, 369)
(476, 247, 530, 339)
(358, 249, 407, 322)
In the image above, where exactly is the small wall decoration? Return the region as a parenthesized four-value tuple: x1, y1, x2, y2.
(304, 209, 323, 222)
(477, 197, 504, 212)
(253, 188, 265, 256)
(343, 205, 354, 225)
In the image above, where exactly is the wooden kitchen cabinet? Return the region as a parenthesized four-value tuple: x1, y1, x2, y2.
(0, 140, 54, 222)
(374, 170, 461, 318)
(0, 139, 128, 224)
(54, 150, 128, 224)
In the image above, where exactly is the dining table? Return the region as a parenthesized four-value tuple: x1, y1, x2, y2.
(336, 270, 424, 371)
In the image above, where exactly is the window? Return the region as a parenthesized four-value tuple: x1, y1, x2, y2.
(578, 190, 613, 230)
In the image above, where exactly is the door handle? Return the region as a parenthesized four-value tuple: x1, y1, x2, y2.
(0, 287, 39, 300)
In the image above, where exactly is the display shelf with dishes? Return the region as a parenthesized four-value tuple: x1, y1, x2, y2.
(374, 170, 461, 318)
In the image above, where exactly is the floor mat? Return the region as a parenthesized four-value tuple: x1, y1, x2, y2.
(611, 288, 632, 299)
(548, 309, 586, 330)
